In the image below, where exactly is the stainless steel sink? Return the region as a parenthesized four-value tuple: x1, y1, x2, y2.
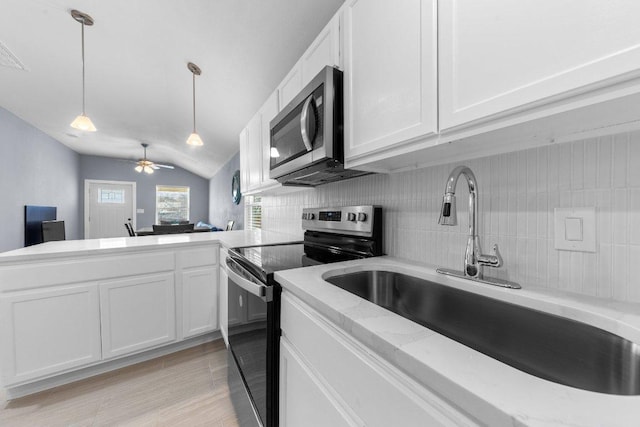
(325, 269, 640, 395)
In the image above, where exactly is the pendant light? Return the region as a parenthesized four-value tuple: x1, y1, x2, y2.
(186, 62, 203, 146)
(70, 10, 96, 132)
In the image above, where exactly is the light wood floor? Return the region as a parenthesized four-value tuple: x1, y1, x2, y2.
(0, 339, 240, 426)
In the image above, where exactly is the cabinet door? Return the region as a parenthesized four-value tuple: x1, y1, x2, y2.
(247, 112, 263, 191)
(280, 339, 356, 427)
(301, 12, 342, 87)
(181, 266, 218, 339)
(278, 61, 303, 108)
(219, 261, 229, 346)
(439, 0, 640, 130)
(0, 283, 101, 385)
(100, 273, 176, 359)
(239, 127, 250, 194)
(260, 91, 280, 187)
(343, 0, 438, 163)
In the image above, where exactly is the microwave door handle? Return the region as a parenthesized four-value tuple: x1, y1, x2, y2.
(226, 258, 273, 302)
(300, 95, 316, 152)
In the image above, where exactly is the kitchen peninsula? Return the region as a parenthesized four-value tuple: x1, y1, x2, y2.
(0, 230, 298, 399)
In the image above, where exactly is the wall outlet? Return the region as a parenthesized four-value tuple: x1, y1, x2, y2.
(554, 207, 596, 252)
(137, 209, 144, 214)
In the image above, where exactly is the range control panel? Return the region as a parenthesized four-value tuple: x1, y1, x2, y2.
(301, 205, 380, 236)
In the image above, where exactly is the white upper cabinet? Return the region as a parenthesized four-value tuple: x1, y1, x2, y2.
(246, 112, 263, 192)
(343, 0, 438, 166)
(278, 62, 304, 109)
(301, 12, 342, 87)
(439, 0, 640, 130)
(239, 128, 249, 194)
(260, 91, 280, 188)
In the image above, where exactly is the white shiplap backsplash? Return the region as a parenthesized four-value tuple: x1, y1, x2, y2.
(261, 133, 640, 302)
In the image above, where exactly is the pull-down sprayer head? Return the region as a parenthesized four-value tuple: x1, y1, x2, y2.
(439, 193, 457, 226)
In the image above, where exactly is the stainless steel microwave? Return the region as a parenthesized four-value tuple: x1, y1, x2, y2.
(269, 66, 370, 186)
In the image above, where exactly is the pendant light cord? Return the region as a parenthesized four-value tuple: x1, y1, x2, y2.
(192, 72, 196, 133)
(81, 19, 86, 115)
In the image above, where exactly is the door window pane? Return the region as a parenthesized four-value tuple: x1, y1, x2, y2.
(98, 188, 125, 204)
(156, 186, 190, 223)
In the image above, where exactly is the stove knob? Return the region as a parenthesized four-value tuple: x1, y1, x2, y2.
(309, 213, 315, 220)
(347, 212, 356, 222)
(357, 212, 367, 222)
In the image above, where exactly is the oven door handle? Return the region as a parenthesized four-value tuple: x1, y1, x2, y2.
(226, 258, 273, 302)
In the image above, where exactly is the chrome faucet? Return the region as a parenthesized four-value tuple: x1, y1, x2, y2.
(437, 166, 520, 289)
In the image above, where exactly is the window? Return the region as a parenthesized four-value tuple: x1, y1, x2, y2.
(98, 188, 125, 204)
(156, 186, 190, 224)
(245, 195, 262, 230)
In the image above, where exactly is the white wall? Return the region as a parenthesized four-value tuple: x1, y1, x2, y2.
(261, 132, 640, 303)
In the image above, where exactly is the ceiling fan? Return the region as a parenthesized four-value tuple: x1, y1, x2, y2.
(133, 143, 174, 174)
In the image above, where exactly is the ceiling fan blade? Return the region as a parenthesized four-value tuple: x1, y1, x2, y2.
(155, 164, 175, 169)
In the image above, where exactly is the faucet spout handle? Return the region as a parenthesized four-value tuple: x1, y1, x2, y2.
(478, 244, 503, 268)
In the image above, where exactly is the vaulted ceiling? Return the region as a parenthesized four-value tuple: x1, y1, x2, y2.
(0, 0, 344, 178)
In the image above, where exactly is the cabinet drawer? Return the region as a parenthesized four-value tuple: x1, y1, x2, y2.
(178, 245, 218, 269)
(0, 252, 175, 292)
(281, 292, 474, 427)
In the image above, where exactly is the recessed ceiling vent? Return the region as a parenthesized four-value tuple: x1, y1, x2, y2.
(0, 41, 27, 71)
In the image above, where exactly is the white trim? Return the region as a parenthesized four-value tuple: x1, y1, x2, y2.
(84, 180, 137, 239)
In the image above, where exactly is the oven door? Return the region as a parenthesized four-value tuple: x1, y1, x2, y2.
(226, 256, 279, 427)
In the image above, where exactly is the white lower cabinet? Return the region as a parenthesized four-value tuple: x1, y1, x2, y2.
(280, 339, 355, 427)
(280, 291, 475, 427)
(99, 272, 176, 359)
(0, 283, 101, 386)
(181, 266, 218, 339)
(219, 247, 229, 346)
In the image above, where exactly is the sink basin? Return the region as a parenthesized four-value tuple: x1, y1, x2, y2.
(325, 269, 640, 395)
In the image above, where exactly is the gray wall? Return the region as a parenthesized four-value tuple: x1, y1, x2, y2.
(79, 155, 209, 233)
(0, 107, 81, 252)
(209, 152, 244, 230)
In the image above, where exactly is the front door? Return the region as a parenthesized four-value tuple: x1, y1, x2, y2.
(84, 180, 136, 239)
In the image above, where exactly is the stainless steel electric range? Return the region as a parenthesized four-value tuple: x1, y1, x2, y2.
(225, 205, 383, 427)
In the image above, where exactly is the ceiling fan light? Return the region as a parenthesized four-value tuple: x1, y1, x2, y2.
(70, 114, 97, 132)
(186, 132, 204, 146)
(135, 165, 143, 173)
(144, 166, 154, 174)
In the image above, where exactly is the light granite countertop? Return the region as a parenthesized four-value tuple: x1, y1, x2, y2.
(275, 256, 640, 427)
(0, 229, 302, 264)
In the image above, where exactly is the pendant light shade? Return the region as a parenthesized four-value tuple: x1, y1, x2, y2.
(70, 114, 96, 132)
(70, 10, 96, 132)
(186, 62, 203, 146)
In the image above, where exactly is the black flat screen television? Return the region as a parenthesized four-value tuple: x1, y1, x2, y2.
(24, 205, 56, 246)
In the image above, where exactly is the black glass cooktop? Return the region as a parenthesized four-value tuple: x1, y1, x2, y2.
(229, 239, 372, 284)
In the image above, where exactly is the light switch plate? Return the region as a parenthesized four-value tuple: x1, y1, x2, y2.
(137, 209, 144, 214)
(554, 207, 596, 252)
